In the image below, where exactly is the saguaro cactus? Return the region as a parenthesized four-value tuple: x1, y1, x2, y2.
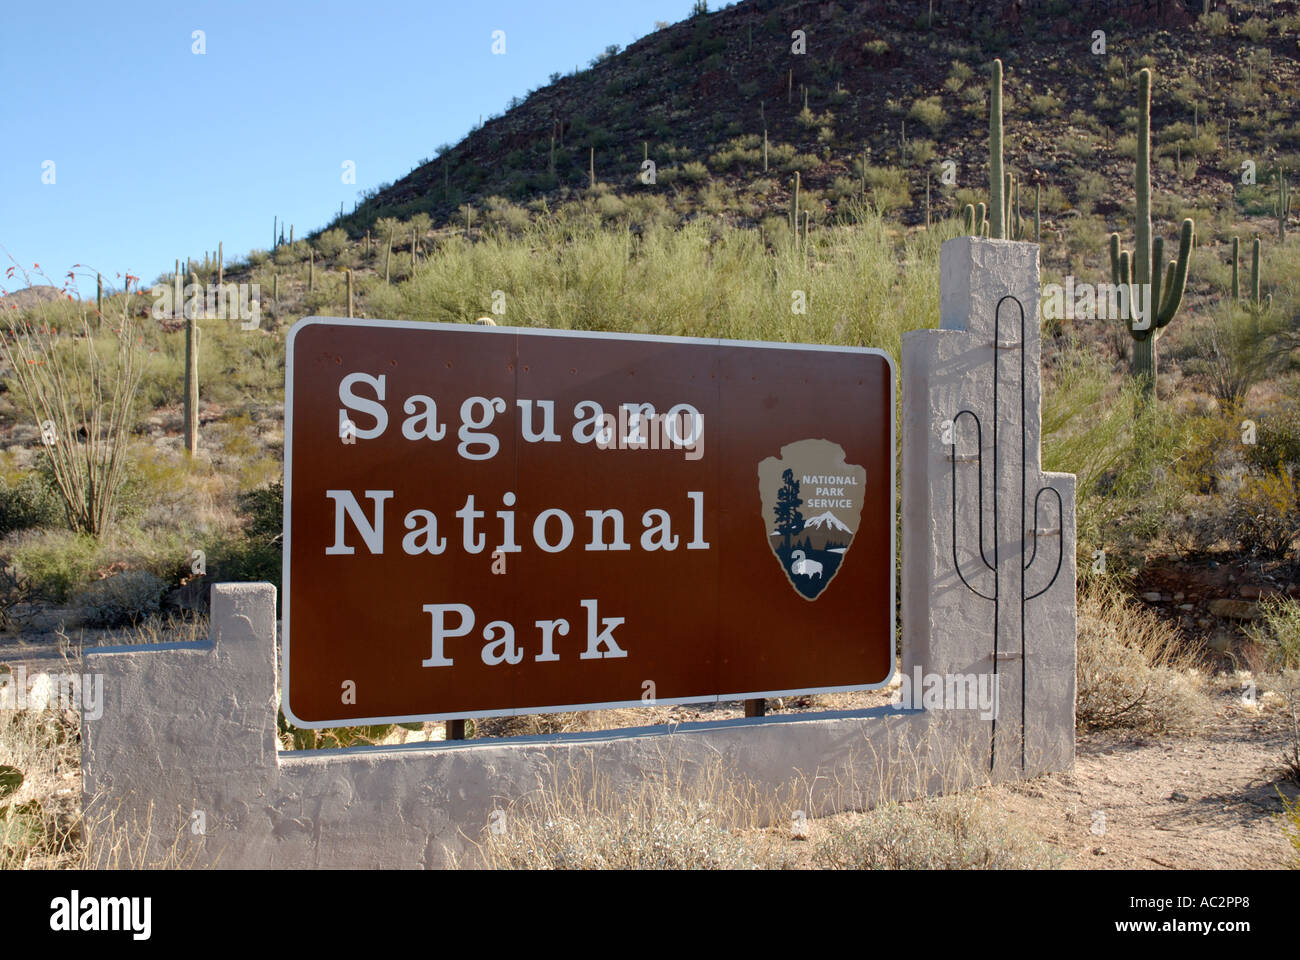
(346, 268, 354, 318)
(989, 59, 1006, 239)
(790, 171, 801, 235)
(1107, 68, 1194, 395)
(183, 274, 200, 457)
(1231, 236, 1240, 300)
(1275, 168, 1291, 240)
(1251, 237, 1262, 304)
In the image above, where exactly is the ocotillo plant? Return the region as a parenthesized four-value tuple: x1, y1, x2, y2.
(1107, 67, 1194, 394)
(1275, 168, 1291, 240)
(346, 269, 354, 318)
(96, 273, 103, 319)
(589, 147, 596, 189)
(183, 274, 200, 457)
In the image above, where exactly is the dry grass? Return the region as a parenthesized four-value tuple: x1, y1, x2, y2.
(452, 721, 1043, 871)
(814, 794, 1060, 869)
(1076, 577, 1211, 734)
(458, 756, 799, 869)
(0, 695, 81, 868)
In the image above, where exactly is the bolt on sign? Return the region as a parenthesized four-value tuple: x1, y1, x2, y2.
(283, 318, 895, 728)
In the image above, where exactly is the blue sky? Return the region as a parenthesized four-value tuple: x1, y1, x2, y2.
(1, 0, 703, 297)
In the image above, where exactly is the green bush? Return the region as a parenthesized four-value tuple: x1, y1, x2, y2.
(10, 533, 100, 603)
(1230, 468, 1300, 560)
(313, 228, 349, 259)
(0, 474, 62, 536)
(907, 97, 948, 133)
(1245, 596, 1300, 671)
(1246, 405, 1300, 474)
(73, 569, 166, 628)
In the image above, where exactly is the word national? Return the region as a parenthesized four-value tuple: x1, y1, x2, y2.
(326, 490, 710, 556)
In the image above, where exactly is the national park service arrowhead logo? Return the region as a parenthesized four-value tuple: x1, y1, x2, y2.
(757, 439, 866, 601)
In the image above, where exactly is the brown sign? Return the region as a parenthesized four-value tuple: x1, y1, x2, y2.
(283, 318, 895, 728)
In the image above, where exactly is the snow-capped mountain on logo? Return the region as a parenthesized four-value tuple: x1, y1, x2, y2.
(801, 510, 854, 534)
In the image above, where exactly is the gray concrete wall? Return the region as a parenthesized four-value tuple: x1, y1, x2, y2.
(79, 235, 1076, 869)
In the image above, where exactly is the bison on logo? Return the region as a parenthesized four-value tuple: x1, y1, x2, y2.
(757, 439, 867, 600)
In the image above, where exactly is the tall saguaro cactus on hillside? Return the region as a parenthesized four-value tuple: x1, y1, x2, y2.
(1107, 68, 1194, 396)
(1275, 167, 1291, 240)
(989, 59, 1006, 239)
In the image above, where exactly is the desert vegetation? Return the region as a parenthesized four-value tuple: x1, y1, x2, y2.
(3, 0, 1299, 869)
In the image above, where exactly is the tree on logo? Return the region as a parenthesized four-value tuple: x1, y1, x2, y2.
(774, 468, 804, 551)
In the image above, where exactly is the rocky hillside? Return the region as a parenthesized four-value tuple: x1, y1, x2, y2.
(330, 0, 1300, 239)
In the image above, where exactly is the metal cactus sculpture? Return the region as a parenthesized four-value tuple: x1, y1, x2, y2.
(950, 295, 1064, 772)
(1107, 68, 1194, 396)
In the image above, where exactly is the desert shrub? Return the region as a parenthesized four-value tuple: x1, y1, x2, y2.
(1199, 10, 1228, 35)
(678, 161, 709, 183)
(1029, 93, 1063, 117)
(0, 474, 61, 536)
(10, 532, 100, 602)
(206, 481, 282, 594)
(861, 165, 910, 214)
(313, 228, 348, 259)
(1191, 306, 1289, 407)
(1240, 17, 1268, 43)
(907, 97, 947, 133)
(1246, 405, 1300, 474)
(1230, 468, 1300, 560)
(782, 153, 821, 174)
(209, 537, 280, 591)
(73, 569, 166, 628)
(1245, 596, 1300, 671)
(815, 796, 1058, 869)
(239, 481, 283, 542)
(272, 240, 310, 265)
(1076, 579, 1208, 734)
